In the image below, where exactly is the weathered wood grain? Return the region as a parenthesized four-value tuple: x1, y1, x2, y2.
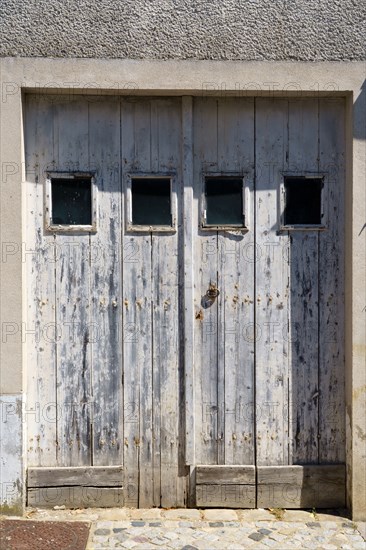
(196, 485, 256, 508)
(24, 94, 346, 509)
(28, 487, 124, 508)
(53, 98, 92, 467)
(318, 98, 346, 463)
(156, 101, 182, 507)
(255, 98, 290, 466)
(25, 95, 58, 467)
(121, 99, 140, 507)
(196, 465, 255, 484)
(257, 465, 345, 508)
(28, 466, 123, 487)
(193, 98, 219, 466)
(89, 98, 123, 466)
(288, 99, 320, 464)
(182, 96, 195, 468)
(217, 98, 255, 466)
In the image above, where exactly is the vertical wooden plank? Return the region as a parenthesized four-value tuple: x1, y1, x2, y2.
(25, 94, 57, 467)
(121, 99, 143, 506)
(149, 100, 162, 507)
(135, 100, 155, 508)
(151, 234, 179, 505)
(318, 98, 346, 463)
(153, 99, 182, 507)
(182, 96, 195, 466)
(193, 98, 219, 465)
(255, 98, 290, 467)
(216, 98, 256, 466)
(121, 99, 154, 506)
(121, 100, 137, 503)
(182, 96, 195, 507)
(88, 98, 123, 467)
(53, 98, 92, 467)
(288, 99, 319, 464)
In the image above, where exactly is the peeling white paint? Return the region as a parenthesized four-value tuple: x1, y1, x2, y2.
(0, 395, 23, 512)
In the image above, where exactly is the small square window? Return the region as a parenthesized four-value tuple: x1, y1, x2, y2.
(203, 176, 245, 228)
(283, 176, 323, 227)
(45, 173, 96, 232)
(126, 175, 176, 231)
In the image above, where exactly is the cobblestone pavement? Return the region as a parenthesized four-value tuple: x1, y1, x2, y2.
(24, 507, 366, 550)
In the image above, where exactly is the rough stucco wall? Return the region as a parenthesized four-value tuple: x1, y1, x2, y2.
(1, 0, 365, 60)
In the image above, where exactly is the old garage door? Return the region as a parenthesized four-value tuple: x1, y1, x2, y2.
(25, 95, 345, 508)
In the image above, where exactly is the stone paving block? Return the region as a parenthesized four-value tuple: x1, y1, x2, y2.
(130, 508, 162, 520)
(179, 521, 195, 527)
(112, 535, 127, 543)
(202, 532, 219, 541)
(169, 540, 185, 549)
(258, 527, 272, 535)
(282, 510, 314, 521)
(95, 520, 114, 529)
(94, 528, 110, 535)
(203, 509, 238, 521)
(268, 532, 287, 542)
(121, 540, 138, 549)
(92, 535, 109, 543)
(238, 509, 274, 522)
(301, 541, 318, 549)
(248, 531, 264, 541)
(106, 539, 122, 548)
(164, 531, 179, 540)
(262, 539, 281, 547)
(97, 509, 130, 521)
(151, 535, 171, 545)
(163, 509, 202, 520)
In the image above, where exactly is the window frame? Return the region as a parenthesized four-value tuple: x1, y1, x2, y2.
(200, 172, 250, 231)
(279, 172, 327, 231)
(125, 173, 177, 233)
(44, 171, 97, 233)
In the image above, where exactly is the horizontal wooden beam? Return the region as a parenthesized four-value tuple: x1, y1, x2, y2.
(196, 465, 255, 485)
(28, 487, 124, 508)
(257, 464, 346, 508)
(195, 466, 256, 508)
(27, 466, 123, 488)
(196, 484, 256, 508)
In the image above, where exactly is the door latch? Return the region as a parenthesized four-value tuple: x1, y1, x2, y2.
(207, 282, 220, 299)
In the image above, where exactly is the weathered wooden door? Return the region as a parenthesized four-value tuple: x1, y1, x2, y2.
(191, 98, 257, 506)
(191, 97, 345, 509)
(120, 97, 184, 507)
(25, 94, 345, 509)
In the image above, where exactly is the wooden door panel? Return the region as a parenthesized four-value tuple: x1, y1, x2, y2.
(255, 98, 290, 467)
(121, 98, 183, 507)
(193, 98, 255, 472)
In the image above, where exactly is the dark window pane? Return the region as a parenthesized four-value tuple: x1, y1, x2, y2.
(132, 178, 171, 226)
(205, 177, 243, 225)
(284, 177, 322, 225)
(51, 178, 92, 225)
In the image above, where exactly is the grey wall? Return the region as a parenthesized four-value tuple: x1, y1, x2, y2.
(1, 0, 365, 61)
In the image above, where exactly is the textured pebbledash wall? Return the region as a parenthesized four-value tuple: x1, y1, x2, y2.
(1, 0, 365, 60)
